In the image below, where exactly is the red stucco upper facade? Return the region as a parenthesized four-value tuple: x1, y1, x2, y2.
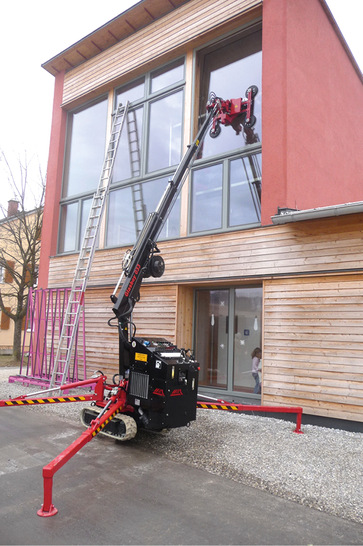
(261, 0, 363, 224)
(38, 0, 363, 288)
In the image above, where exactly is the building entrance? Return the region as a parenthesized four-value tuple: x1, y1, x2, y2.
(195, 286, 262, 395)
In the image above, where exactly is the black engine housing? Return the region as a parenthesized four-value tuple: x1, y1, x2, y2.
(127, 337, 199, 431)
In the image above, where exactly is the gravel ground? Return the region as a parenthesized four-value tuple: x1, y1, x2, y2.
(1, 367, 362, 525)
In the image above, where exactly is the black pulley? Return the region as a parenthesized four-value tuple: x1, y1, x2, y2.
(146, 255, 165, 278)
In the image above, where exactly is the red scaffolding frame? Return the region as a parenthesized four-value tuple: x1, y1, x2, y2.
(9, 288, 87, 387)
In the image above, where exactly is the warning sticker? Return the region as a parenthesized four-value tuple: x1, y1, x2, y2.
(135, 352, 148, 362)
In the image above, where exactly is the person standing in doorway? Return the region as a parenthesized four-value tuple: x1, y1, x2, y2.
(251, 347, 262, 394)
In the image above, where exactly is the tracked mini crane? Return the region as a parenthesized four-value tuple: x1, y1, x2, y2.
(0, 85, 302, 517)
(82, 86, 260, 439)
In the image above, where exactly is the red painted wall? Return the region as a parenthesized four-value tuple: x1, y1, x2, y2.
(38, 71, 67, 289)
(261, 0, 363, 225)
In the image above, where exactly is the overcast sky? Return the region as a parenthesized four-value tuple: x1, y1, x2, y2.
(0, 0, 362, 211)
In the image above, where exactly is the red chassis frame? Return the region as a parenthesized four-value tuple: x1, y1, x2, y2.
(0, 375, 303, 517)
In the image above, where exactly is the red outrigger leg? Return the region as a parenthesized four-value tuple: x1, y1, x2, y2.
(197, 400, 303, 434)
(0, 374, 106, 408)
(37, 388, 127, 517)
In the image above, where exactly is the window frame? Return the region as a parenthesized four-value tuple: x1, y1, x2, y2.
(58, 94, 109, 254)
(112, 58, 186, 186)
(189, 144, 262, 236)
(62, 94, 109, 200)
(189, 23, 262, 237)
(57, 58, 186, 255)
(106, 57, 186, 248)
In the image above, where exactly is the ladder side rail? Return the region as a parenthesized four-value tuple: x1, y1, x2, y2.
(127, 108, 141, 178)
(70, 101, 130, 294)
(127, 109, 145, 235)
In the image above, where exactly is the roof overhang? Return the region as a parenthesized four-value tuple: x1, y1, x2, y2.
(41, 0, 362, 82)
(42, 0, 189, 76)
(271, 202, 363, 225)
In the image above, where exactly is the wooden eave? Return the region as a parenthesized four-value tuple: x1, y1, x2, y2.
(41, 0, 189, 76)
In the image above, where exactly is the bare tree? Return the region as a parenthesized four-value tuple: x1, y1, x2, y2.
(0, 150, 45, 360)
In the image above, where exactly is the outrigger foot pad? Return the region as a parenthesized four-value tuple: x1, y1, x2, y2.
(37, 504, 58, 517)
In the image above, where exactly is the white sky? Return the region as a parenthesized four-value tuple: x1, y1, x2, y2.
(0, 0, 362, 211)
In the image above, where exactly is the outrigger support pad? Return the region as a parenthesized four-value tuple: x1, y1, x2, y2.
(37, 500, 58, 518)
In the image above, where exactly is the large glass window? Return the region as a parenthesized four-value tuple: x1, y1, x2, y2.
(229, 155, 261, 227)
(114, 59, 184, 183)
(58, 59, 185, 254)
(147, 90, 183, 173)
(190, 151, 261, 234)
(59, 97, 108, 253)
(190, 26, 262, 235)
(191, 163, 223, 232)
(108, 58, 185, 247)
(59, 202, 78, 253)
(58, 198, 94, 253)
(150, 59, 184, 93)
(195, 286, 262, 395)
(197, 27, 262, 159)
(107, 177, 180, 247)
(63, 98, 108, 197)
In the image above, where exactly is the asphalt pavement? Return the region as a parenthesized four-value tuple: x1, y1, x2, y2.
(0, 408, 362, 545)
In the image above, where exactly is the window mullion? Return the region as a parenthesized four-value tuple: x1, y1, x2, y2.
(222, 159, 229, 229)
(227, 288, 235, 391)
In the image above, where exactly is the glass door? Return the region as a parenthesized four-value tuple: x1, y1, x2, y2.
(195, 286, 262, 394)
(195, 289, 229, 388)
(233, 287, 262, 392)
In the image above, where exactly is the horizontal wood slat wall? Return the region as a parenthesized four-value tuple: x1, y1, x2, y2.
(62, 0, 261, 105)
(84, 285, 177, 377)
(49, 215, 363, 420)
(48, 214, 363, 288)
(263, 275, 363, 421)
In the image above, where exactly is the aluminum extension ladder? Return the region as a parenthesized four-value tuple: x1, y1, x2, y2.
(127, 109, 146, 236)
(50, 101, 131, 387)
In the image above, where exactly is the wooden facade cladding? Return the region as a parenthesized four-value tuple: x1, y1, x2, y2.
(84, 285, 177, 377)
(49, 213, 363, 421)
(61, 0, 262, 106)
(263, 275, 363, 422)
(48, 214, 363, 289)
